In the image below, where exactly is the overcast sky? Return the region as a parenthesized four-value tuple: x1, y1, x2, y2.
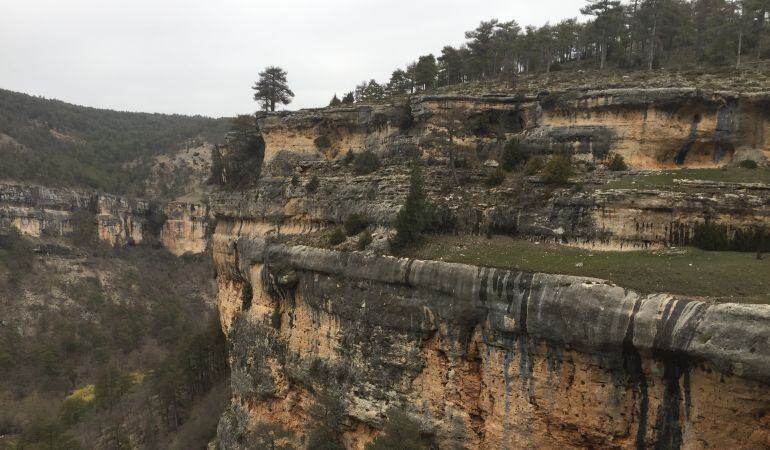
(1, 0, 583, 117)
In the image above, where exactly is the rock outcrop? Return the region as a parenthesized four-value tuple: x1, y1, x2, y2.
(160, 202, 211, 256)
(211, 166, 769, 250)
(0, 183, 210, 253)
(211, 233, 770, 449)
(210, 87, 770, 449)
(254, 89, 770, 170)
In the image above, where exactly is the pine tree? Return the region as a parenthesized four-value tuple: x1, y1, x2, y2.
(581, 0, 622, 69)
(341, 92, 355, 104)
(386, 69, 411, 95)
(414, 54, 438, 90)
(252, 66, 294, 112)
(329, 94, 342, 107)
(391, 159, 432, 249)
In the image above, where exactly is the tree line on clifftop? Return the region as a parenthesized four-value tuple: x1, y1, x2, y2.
(331, 0, 770, 104)
(247, 1, 770, 111)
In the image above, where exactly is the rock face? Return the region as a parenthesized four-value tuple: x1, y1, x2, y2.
(211, 233, 770, 449)
(0, 183, 210, 253)
(211, 89, 770, 449)
(160, 202, 211, 256)
(255, 89, 770, 170)
(211, 166, 769, 251)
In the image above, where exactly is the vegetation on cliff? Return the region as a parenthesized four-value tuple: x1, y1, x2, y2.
(252, 66, 295, 112)
(391, 160, 434, 250)
(209, 115, 266, 190)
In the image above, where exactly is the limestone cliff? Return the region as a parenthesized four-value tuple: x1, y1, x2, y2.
(210, 87, 770, 449)
(0, 183, 210, 253)
(211, 234, 770, 449)
(254, 89, 770, 170)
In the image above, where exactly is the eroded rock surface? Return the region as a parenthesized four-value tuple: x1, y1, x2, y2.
(212, 234, 770, 449)
(0, 183, 210, 253)
(211, 88, 770, 449)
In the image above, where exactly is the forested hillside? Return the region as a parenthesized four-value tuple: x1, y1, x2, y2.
(0, 89, 230, 197)
(345, 0, 770, 102)
(0, 228, 228, 449)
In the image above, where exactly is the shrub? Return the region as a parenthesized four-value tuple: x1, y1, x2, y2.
(541, 153, 573, 184)
(329, 228, 346, 246)
(353, 151, 381, 175)
(314, 135, 332, 149)
(343, 213, 368, 236)
(69, 208, 97, 247)
(342, 149, 355, 165)
(365, 409, 429, 450)
(540, 92, 562, 110)
(692, 222, 767, 252)
(357, 231, 373, 250)
(739, 159, 758, 169)
(501, 139, 526, 171)
(399, 102, 415, 132)
(306, 176, 320, 193)
(291, 174, 300, 186)
(523, 156, 545, 175)
(485, 168, 506, 187)
(607, 154, 628, 171)
(0, 228, 34, 273)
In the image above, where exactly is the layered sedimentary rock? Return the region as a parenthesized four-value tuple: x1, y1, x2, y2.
(0, 183, 210, 253)
(212, 87, 770, 449)
(256, 89, 770, 169)
(160, 202, 211, 256)
(210, 165, 769, 250)
(212, 233, 770, 449)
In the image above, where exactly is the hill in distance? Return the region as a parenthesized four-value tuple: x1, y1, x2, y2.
(0, 88, 232, 199)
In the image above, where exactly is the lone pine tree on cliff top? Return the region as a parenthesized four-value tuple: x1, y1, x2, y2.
(252, 66, 294, 112)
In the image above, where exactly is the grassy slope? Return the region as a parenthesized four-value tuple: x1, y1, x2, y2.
(406, 235, 770, 304)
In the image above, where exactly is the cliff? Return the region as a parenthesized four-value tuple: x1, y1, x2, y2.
(211, 234, 770, 449)
(210, 86, 770, 449)
(254, 89, 770, 170)
(0, 182, 210, 254)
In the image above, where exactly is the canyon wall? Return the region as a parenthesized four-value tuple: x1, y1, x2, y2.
(210, 167, 769, 250)
(0, 183, 210, 253)
(211, 87, 770, 449)
(255, 89, 770, 169)
(211, 233, 770, 449)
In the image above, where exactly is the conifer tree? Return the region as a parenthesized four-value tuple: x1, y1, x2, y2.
(391, 159, 432, 249)
(252, 66, 294, 112)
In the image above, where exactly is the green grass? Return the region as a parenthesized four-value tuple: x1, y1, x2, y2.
(602, 167, 770, 190)
(405, 235, 770, 304)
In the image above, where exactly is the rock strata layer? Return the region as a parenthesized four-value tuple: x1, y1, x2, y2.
(212, 230, 770, 449)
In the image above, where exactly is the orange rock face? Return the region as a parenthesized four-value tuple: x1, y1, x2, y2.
(212, 234, 770, 450)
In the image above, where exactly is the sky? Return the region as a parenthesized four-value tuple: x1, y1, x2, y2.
(1, 0, 584, 117)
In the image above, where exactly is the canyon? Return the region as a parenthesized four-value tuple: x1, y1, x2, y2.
(209, 87, 770, 449)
